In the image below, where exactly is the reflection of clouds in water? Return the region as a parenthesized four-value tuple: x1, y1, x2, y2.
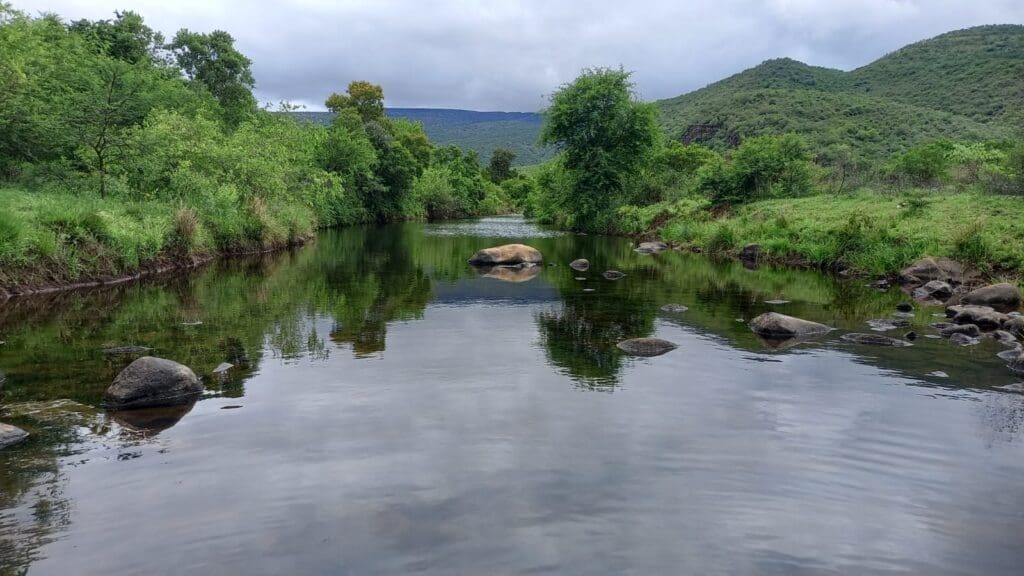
(423, 216, 566, 239)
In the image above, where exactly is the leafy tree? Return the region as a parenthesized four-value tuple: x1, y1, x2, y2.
(697, 134, 813, 206)
(487, 148, 516, 183)
(540, 68, 658, 229)
(325, 80, 385, 123)
(169, 29, 255, 125)
(887, 140, 953, 186)
(69, 11, 164, 65)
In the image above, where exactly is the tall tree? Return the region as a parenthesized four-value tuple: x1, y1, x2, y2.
(488, 148, 516, 183)
(325, 81, 385, 123)
(69, 10, 164, 65)
(169, 29, 255, 125)
(540, 68, 657, 229)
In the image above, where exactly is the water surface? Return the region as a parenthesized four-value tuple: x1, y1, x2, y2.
(2, 217, 1023, 575)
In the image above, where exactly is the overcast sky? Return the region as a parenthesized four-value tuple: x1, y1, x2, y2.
(23, 0, 1024, 111)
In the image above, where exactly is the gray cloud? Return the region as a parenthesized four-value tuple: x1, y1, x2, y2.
(24, 0, 1024, 111)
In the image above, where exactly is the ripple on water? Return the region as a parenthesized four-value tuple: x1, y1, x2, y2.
(423, 216, 565, 239)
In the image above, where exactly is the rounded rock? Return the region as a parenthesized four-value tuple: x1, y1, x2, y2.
(104, 356, 203, 410)
(616, 338, 678, 357)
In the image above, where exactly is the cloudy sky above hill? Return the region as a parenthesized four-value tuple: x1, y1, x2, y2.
(25, 0, 1024, 111)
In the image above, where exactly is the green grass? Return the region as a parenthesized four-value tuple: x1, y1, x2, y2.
(636, 189, 1024, 277)
(0, 188, 318, 291)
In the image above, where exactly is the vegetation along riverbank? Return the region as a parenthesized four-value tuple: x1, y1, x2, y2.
(0, 7, 520, 295)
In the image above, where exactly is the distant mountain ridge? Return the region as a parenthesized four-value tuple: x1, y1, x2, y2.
(657, 24, 1024, 162)
(291, 108, 551, 166)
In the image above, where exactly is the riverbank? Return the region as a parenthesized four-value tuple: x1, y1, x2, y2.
(620, 188, 1024, 281)
(0, 188, 320, 297)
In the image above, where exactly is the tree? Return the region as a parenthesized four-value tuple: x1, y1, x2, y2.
(69, 11, 165, 65)
(325, 80, 384, 123)
(169, 29, 255, 125)
(540, 68, 657, 229)
(487, 148, 516, 183)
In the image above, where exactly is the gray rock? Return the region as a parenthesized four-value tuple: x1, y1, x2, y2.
(602, 270, 626, 280)
(951, 305, 1007, 330)
(616, 338, 678, 357)
(569, 259, 590, 271)
(960, 283, 1022, 312)
(104, 356, 203, 410)
(997, 347, 1023, 362)
(213, 362, 234, 374)
(872, 279, 892, 290)
(989, 330, 1019, 347)
(749, 312, 830, 338)
(0, 423, 28, 450)
(949, 333, 981, 346)
(912, 280, 953, 301)
(898, 257, 965, 286)
(930, 322, 954, 330)
(1001, 316, 1024, 338)
(941, 324, 982, 338)
(840, 333, 913, 347)
(1007, 354, 1024, 375)
(660, 304, 689, 313)
(468, 244, 543, 266)
(764, 300, 790, 305)
(996, 383, 1024, 393)
(634, 241, 669, 254)
(928, 371, 949, 378)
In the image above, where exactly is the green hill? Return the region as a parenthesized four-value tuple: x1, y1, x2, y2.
(657, 25, 1023, 162)
(292, 109, 552, 166)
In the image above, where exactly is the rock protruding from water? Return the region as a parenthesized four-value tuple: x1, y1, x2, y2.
(603, 270, 626, 280)
(749, 312, 830, 338)
(635, 241, 669, 254)
(569, 258, 590, 271)
(0, 423, 28, 450)
(949, 333, 981, 346)
(840, 333, 913, 347)
(1003, 316, 1024, 339)
(912, 280, 953, 302)
(468, 244, 543, 266)
(1008, 353, 1024, 375)
(948, 305, 1007, 330)
(866, 318, 911, 332)
(616, 338, 677, 357)
(660, 304, 689, 313)
(960, 283, 1022, 312)
(104, 356, 203, 410)
(899, 257, 965, 287)
(941, 323, 982, 338)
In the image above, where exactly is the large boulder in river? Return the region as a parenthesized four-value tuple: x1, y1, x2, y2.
(468, 244, 543, 266)
(749, 312, 830, 338)
(898, 257, 966, 286)
(840, 333, 913, 347)
(104, 356, 202, 410)
(616, 338, 677, 357)
(960, 283, 1022, 312)
(950, 305, 1007, 330)
(569, 258, 590, 271)
(0, 423, 28, 449)
(912, 280, 953, 302)
(941, 323, 982, 338)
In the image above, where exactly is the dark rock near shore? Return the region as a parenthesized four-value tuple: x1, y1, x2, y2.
(841, 333, 913, 347)
(898, 257, 966, 287)
(0, 423, 28, 449)
(749, 312, 830, 338)
(602, 270, 626, 280)
(569, 259, 590, 271)
(912, 280, 953, 302)
(904, 331, 918, 341)
(941, 323, 982, 338)
(1003, 316, 1024, 338)
(468, 244, 543, 266)
(950, 305, 1007, 330)
(104, 356, 203, 410)
(739, 244, 762, 262)
(989, 330, 1019, 347)
(960, 283, 1022, 312)
(616, 338, 678, 357)
(895, 302, 913, 312)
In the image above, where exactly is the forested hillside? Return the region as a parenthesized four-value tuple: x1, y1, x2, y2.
(657, 25, 1024, 163)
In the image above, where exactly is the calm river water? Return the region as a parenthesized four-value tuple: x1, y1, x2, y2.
(1, 217, 1023, 575)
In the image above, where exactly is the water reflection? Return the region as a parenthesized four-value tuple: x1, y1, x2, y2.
(1, 217, 1023, 574)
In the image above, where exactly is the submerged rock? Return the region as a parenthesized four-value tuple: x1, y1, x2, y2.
(104, 356, 203, 410)
(602, 270, 626, 280)
(1009, 353, 1024, 375)
(960, 283, 1022, 311)
(616, 338, 678, 357)
(841, 333, 913, 347)
(749, 312, 830, 338)
(634, 241, 669, 254)
(569, 258, 590, 271)
(866, 318, 911, 332)
(949, 333, 981, 346)
(660, 304, 689, 313)
(941, 323, 982, 338)
(0, 423, 28, 450)
(468, 244, 543, 266)
(997, 346, 1023, 362)
(989, 330, 1019, 348)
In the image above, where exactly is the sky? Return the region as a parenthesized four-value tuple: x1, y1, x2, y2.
(22, 0, 1024, 112)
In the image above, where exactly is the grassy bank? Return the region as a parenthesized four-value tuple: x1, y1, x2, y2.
(620, 188, 1024, 278)
(0, 187, 322, 293)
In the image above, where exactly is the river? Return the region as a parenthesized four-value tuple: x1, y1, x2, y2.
(1, 216, 1023, 575)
